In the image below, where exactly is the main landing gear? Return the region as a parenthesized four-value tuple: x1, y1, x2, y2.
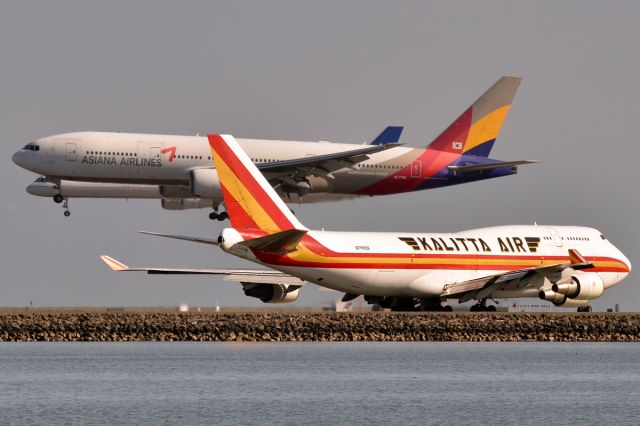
(577, 305, 593, 312)
(53, 194, 71, 217)
(469, 298, 497, 312)
(209, 210, 229, 221)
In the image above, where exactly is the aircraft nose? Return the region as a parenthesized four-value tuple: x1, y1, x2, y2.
(12, 151, 24, 167)
(622, 253, 632, 273)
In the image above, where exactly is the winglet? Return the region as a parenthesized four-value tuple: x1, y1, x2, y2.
(370, 126, 403, 145)
(100, 255, 129, 271)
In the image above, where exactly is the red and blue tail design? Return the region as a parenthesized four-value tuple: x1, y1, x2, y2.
(426, 75, 521, 157)
(355, 76, 522, 196)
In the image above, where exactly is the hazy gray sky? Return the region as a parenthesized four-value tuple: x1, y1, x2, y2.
(1, 1, 638, 310)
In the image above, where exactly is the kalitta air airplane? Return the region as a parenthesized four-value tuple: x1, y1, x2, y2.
(13, 76, 535, 218)
(101, 134, 630, 312)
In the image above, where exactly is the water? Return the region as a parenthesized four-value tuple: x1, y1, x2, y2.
(1, 343, 639, 425)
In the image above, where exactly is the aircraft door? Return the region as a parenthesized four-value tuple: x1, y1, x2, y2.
(149, 147, 161, 160)
(545, 227, 563, 247)
(66, 143, 77, 161)
(410, 160, 422, 178)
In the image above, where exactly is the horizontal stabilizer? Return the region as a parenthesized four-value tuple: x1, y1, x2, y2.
(237, 229, 308, 254)
(448, 160, 538, 175)
(138, 231, 220, 246)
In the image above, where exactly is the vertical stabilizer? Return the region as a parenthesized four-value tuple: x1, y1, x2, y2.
(426, 76, 521, 157)
(208, 134, 307, 233)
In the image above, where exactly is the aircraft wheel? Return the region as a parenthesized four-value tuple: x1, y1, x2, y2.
(442, 305, 453, 312)
(64, 210, 71, 217)
(217, 212, 229, 221)
(209, 212, 218, 220)
(486, 305, 497, 312)
(53, 194, 64, 203)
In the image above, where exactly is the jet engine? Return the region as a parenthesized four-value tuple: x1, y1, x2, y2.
(537, 290, 588, 308)
(161, 198, 215, 210)
(190, 169, 223, 199)
(551, 272, 604, 300)
(159, 185, 191, 198)
(242, 283, 300, 303)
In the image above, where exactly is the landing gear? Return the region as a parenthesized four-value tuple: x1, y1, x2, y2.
(419, 298, 453, 312)
(52, 194, 70, 216)
(55, 196, 71, 217)
(470, 299, 497, 312)
(577, 305, 593, 312)
(208, 211, 229, 221)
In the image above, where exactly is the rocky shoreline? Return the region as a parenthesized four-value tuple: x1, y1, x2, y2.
(0, 312, 639, 342)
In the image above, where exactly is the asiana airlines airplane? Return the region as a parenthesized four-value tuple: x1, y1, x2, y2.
(13, 76, 534, 218)
(101, 134, 631, 312)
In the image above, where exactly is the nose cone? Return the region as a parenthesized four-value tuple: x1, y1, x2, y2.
(621, 252, 632, 273)
(12, 151, 23, 167)
(12, 147, 38, 172)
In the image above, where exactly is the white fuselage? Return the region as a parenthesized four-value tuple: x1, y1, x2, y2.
(223, 225, 631, 299)
(13, 131, 413, 188)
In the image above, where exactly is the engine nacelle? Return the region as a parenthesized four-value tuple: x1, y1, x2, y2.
(161, 198, 215, 210)
(242, 284, 300, 303)
(539, 289, 567, 304)
(538, 290, 589, 308)
(190, 169, 223, 199)
(159, 185, 191, 198)
(552, 272, 604, 300)
(556, 298, 589, 308)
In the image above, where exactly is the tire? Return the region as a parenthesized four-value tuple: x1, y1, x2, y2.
(64, 211, 70, 217)
(53, 194, 64, 203)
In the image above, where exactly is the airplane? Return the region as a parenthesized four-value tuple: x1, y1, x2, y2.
(20, 126, 404, 216)
(100, 134, 631, 312)
(13, 76, 535, 218)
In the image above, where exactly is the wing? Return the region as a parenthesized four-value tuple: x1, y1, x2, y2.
(255, 143, 402, 195)
(100, 255, 305, 286)
(441, 249, 593, 302)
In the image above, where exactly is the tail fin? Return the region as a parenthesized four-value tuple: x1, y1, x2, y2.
(426, 76, 521, 157)
(208, 134, 307, 233)
(370, 126, 403, 145)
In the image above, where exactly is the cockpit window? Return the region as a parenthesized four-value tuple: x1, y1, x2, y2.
(35, 177, 46, 182)
(601, 234, 607, 240)
(22, 143, 40, 151)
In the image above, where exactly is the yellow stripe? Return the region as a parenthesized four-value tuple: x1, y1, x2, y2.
(213, 151, 281, 232)
(464, 105, 510, 153)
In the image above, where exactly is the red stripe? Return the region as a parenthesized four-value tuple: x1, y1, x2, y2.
(209, 135, 294, 230)
(221, 183, 261, 230)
